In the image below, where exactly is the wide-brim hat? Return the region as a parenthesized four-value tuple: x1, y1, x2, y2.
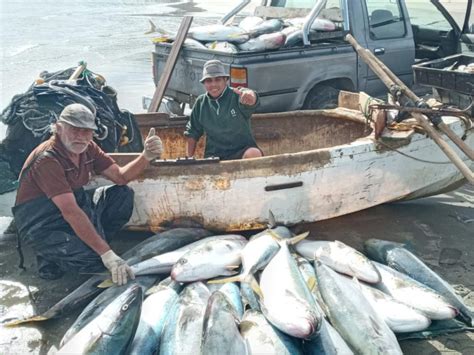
(58, 103, 97, 130)
(200, 59, 230, 83)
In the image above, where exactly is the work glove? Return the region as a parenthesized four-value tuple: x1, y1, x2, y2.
(100, 250, 135, 286)
(143, 128, 163, 161)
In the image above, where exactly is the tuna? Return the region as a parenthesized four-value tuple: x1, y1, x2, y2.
(206, 41, 239, 53)
(188, 24, 249, 44)
(303, 317, 354, 355)
(238, 32, 286, 52)
(314, 262, 402, 355)
(58, 282, 143, 354)
(386, 247, 474, 326)
(247, 19, 284, 38)
(6, 228, 211, 326)
(129, 277, 183, 355)
(240, 310, 303, 355)
(296, 240, 381, 283)
(357, 280, 431, 333)
(374, 262, 458, 320)
(201, 291, 247, 355)
(171, 237, 247, 282)
(259, 240, 322, 339)
(159, 282, 211, 355)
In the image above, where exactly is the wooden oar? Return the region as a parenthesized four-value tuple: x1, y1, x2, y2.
(348, 38, 474, 162)
(148, 16, 193, 113)
(345, 34, 474, 184)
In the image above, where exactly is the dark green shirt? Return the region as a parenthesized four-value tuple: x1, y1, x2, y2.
(184, 87, 259, 159)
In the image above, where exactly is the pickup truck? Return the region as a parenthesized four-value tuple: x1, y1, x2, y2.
(152, 0, 474, 113)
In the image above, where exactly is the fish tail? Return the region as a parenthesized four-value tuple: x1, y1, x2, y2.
(207, 275, 243, 284)
(97, 279, 114, 288)
(145, 19, 168, 35)
(243, 274, 263, 300)
(4, 315, 48, 327)
(288, 231, 310, 245)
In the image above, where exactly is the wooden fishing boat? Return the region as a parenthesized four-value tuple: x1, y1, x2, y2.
(1, 92, 472, 231)
(88, 92, 473, 231)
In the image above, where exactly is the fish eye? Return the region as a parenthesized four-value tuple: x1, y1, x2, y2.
(122, 304, 129, 311)
(179, 258, 187, 265)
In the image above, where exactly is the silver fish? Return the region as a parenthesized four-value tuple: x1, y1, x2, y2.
(206, 282, 244, 320)
(259, 240, 321, 339)
(247, 19, 284, 38)
(314, 262, 402, 355)
(386, 247, 474, 326)
(129, 277, 183, 355)
(205, 41, 239, 53)
(129, 234, 245, 277)
(357, 280, 431, 333)
(201, 291, 247, 355)
(239, 32, 286, 52)
(58, 283, 143, 354)
(374, 262, 458, 320)
(238, 16, 264, 32)
(303, 317, 354, 355)
(171, 237, 247, 282)
(296, 240, 381, 283)
(188, 24, 249, 44)
(159, 282, 210, 355)
(240, 310, 303, 355)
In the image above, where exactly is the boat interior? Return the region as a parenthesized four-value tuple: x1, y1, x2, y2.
(133, 92, 372, 161)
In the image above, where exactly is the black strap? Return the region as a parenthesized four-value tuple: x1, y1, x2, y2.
(16, 149, 59, 270)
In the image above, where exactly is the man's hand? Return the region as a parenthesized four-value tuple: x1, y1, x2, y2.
(143, 128, 163, 161)
(233, 87, 257, 106)
(101, 250, 135, 285)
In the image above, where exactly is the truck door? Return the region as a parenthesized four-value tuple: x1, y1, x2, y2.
(361, 0, 415, 96)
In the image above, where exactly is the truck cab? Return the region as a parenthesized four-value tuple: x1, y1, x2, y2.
(151, 0, 472, 113)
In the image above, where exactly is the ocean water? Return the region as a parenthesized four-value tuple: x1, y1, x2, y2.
(0, 0, 257, 139)
(0, 0, 469, 141)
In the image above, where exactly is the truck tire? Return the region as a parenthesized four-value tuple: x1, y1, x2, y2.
(303, 85, 340, 109)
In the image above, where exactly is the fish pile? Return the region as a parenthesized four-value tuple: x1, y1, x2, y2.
(148, 15, 339, 53)
(5, 227, 473, 354)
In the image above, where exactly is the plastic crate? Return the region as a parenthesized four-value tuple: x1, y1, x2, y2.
(413, 54, 474, 95)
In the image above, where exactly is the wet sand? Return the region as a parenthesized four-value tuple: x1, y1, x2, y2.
(0, 183, 472, 354)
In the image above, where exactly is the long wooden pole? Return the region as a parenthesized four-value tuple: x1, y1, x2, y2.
(345, 34, 474, 184)
(148, 16, 193, 113)
(355, 42, 474, 161)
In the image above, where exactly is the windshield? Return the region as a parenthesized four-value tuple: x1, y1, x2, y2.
(405, 0, 472, 30)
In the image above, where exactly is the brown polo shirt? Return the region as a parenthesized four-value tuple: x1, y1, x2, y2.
(15, 136, 115, 205)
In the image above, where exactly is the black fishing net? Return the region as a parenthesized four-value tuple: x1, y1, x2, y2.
(0, 66, 143, 194)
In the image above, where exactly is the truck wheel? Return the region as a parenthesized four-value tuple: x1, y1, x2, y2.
(303, 85, 340, 109)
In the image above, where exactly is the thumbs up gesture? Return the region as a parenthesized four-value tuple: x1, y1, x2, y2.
(143, 128, 163, 161)
(232, 87, 257, 106)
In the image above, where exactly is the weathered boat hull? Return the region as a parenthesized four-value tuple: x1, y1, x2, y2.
(2, 108, 472, 231)
(91, 112, 473, 231)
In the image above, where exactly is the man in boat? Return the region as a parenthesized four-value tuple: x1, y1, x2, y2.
(184, 59, 263, 160)
(12, 103, 163, 285)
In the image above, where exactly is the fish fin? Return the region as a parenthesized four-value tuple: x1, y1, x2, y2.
(145, 19, 168, 35)
(306, 276, 317, 292)
(351, 276, 363, 289)
(288, 231, 310, 245)
(207, 275, 242, 284)
(267, 229, 283, 241)
(97, 279, 114, 288)
(3, 315, 48, 327)
(239, 320, 257, 333)
(245, 274, 263, 300)
(225, 265, 240, 270)
(268, 209, 277, 229)
(144, 19, 157, 34)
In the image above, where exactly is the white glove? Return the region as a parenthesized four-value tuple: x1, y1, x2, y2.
(100, 250, 135, 285)
(143, 128, 163, 161)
